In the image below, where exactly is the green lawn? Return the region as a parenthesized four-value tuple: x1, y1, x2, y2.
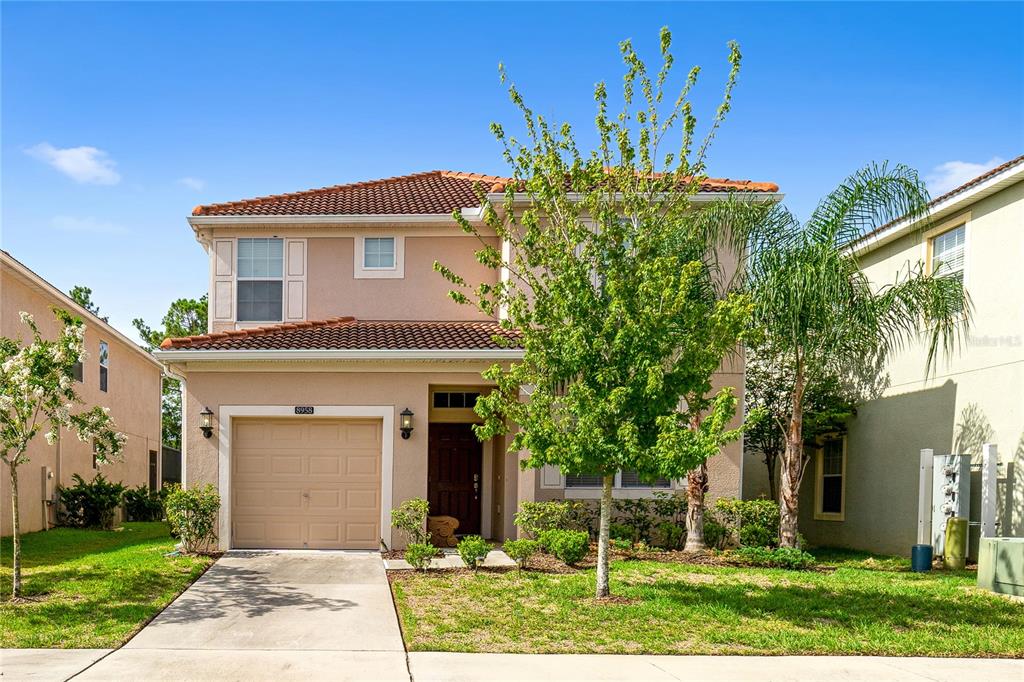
(391, 550, 1024, 657)
(0, 522, 214, 648)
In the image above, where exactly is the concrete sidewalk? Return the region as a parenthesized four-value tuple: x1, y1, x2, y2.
(3, 650, 1022, 681)
(407, 653, 1024, 681)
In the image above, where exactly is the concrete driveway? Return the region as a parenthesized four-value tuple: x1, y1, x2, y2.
(76, 550, 409, 681)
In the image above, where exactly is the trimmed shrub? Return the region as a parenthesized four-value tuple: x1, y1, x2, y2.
(713, 498, 780, 548)
(539, 529, 589, 566)
(613, 498, 656, 543)
(652, 521, 684, 550)
(514, 501, 573, 538)
(405, 542, 438, 571)
(609, 522, 635, 543)
(702, 519, 728, 550)
(57, 473, 125, 529)
(503, 539, 540, 570)
(123, 484, 164, 522)
(457, 535, 493, 570)
(733, 546, 816, 570)
(165, 484, 220, 554)
(391, 498, 430, 545)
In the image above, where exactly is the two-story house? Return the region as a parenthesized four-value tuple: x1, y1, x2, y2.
(155, 170, 779, 550)
(743, 156, 1023, 556)
(1, 250, 164, 535)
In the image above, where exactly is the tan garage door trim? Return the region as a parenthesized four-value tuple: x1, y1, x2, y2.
(217, 405, 394, 551)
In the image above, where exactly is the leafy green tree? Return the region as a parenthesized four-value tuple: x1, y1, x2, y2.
(745, 342, 857, 503)
(133, 296, 207, 450)
(69, 285, 108, 322)
(437, 29, 751, 597)
(1, 309, 126, 597)
(745, 164, 970, 547)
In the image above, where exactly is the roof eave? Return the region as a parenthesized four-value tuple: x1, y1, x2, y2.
(853, 161, 1024, 256)
(153, 348, 525, 362)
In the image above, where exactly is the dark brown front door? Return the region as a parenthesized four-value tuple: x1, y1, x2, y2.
(428, 423, 482, 535)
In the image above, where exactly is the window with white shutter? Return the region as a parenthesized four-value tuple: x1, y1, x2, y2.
(931, 225, 965, 282)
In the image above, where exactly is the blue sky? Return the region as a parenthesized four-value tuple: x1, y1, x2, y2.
(3, 2, 1022, 341)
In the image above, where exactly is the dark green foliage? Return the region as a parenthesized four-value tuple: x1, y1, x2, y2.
(514, 500, 592, 537)
(733, 546, 816, 570)
(612, 499, 656, 544)
(653, 521, 684, 550)
(405, 542, 439, 571)
(164, 484, 220, 554)
(713, 498, 780, 548)
(503, 539, 540, 570)
(457, 535, 493, 570)
(702, 520, 728, 550)
(122, 485, 164, 522)
(539, 529, 590, 566)
(609, 523, 635, 542)
(57, 473, 125, 529)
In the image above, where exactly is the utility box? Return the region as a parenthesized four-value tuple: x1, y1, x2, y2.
(978, 538, 1024, 597)
(932, 454, 970, 555)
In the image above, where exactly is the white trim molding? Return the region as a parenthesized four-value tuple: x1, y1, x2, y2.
(216, 404, 395, 551)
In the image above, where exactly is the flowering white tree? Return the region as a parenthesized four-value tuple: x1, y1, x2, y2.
(1, 308, 126, 598)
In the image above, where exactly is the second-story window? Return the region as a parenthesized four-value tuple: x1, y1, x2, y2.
(931, 224, 965, 282)
(99, 341, 109, 392)
(363, 237, 395, 269)
(237, 238, 283, 322)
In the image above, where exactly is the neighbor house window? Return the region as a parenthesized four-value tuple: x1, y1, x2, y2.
(99, 341, 109, 392)
(565, 470, 672, 489)
(815, 436, 846, 520)
(72, 360, 84, 383)
(237, 238, 283, 322)
(620, 469, 671, 488)
(363, 237, 395, 269)
(931, 225, 965, 282)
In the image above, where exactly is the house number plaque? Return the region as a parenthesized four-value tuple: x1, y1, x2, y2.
(294, 406, 315, 415)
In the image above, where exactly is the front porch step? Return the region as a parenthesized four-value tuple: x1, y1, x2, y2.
(383, 549, 516, 571)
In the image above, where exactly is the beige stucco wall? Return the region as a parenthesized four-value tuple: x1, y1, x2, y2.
(306, 236, 499, 322)
(180, 363, 510, 548)
(202, 224, 500, 333)
(793, 179, 1024, 555)
(1, 261, 163, 536)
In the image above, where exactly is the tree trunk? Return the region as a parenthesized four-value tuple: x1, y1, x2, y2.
(765, 453, 777, 504)
(10, 463, 22, 598)
(779, 371, 805, 549)
(684, 462, 708, 551)
(595, 474, 613, 599)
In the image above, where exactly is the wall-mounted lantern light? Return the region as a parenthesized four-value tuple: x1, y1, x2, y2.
(400, 408, 414, 440)
(199, 406, 214, 439)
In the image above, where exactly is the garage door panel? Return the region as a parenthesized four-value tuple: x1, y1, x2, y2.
(345, 523, 378, 544)
(308, 455, 341, 475)
(270, 455, 303, 474)
(232, 417, 382, 550)
(345, 489, 379, 511)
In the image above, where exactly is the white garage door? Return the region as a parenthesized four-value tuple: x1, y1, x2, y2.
(231, 418, 382, 549)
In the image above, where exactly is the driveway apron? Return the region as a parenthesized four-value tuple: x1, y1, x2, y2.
(76, 550, 408, 681)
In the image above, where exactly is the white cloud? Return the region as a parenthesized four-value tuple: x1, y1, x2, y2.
(51, 215, 129, 235)
(925, 157, 1005, 196)
(26, 142, 121, 185)
(177, 176, 206, 191)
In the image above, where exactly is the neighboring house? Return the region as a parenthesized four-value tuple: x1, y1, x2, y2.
(1, 250, 164, 536)
(154, 170, 779, 550)
(744, 156, 1024, 556)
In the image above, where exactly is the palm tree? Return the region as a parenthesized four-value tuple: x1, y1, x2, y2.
(745, 163, 970, 547)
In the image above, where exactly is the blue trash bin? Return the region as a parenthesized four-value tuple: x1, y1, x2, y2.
(911, 544, 933, 572)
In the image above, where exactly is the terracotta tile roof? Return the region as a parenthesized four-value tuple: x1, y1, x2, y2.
(191, 170, 779, 217)
(159, 317, 523, 352)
